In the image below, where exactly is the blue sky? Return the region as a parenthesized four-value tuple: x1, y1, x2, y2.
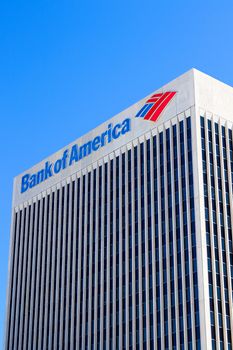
(1, 0, 233, 346)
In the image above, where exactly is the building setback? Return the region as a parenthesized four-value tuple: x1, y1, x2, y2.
(5, 69, 233, 349)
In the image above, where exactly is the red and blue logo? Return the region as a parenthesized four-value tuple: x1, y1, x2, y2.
(136, 91, 176, 122)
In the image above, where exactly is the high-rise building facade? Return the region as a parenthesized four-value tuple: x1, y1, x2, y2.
(5, 69, 233, 349)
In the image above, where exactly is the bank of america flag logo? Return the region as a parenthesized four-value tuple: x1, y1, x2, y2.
(136, 91, 176, 122)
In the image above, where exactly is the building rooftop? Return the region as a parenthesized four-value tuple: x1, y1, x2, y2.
(13, 69, 233, 207)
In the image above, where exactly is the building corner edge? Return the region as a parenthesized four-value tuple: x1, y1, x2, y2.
(192, 70, 212, 349)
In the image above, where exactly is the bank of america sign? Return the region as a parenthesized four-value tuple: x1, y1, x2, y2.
(20, 91, 177, 194)
(136, 91, 176, 122)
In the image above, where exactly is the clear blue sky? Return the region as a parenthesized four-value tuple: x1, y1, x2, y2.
(1, 0, 233, 347)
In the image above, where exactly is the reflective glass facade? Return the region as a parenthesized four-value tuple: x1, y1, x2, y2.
(5, 116, 201, 349)
(201, 116, 233, 349)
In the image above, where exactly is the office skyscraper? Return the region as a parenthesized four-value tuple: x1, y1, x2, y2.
(5, 69, 233, 349)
